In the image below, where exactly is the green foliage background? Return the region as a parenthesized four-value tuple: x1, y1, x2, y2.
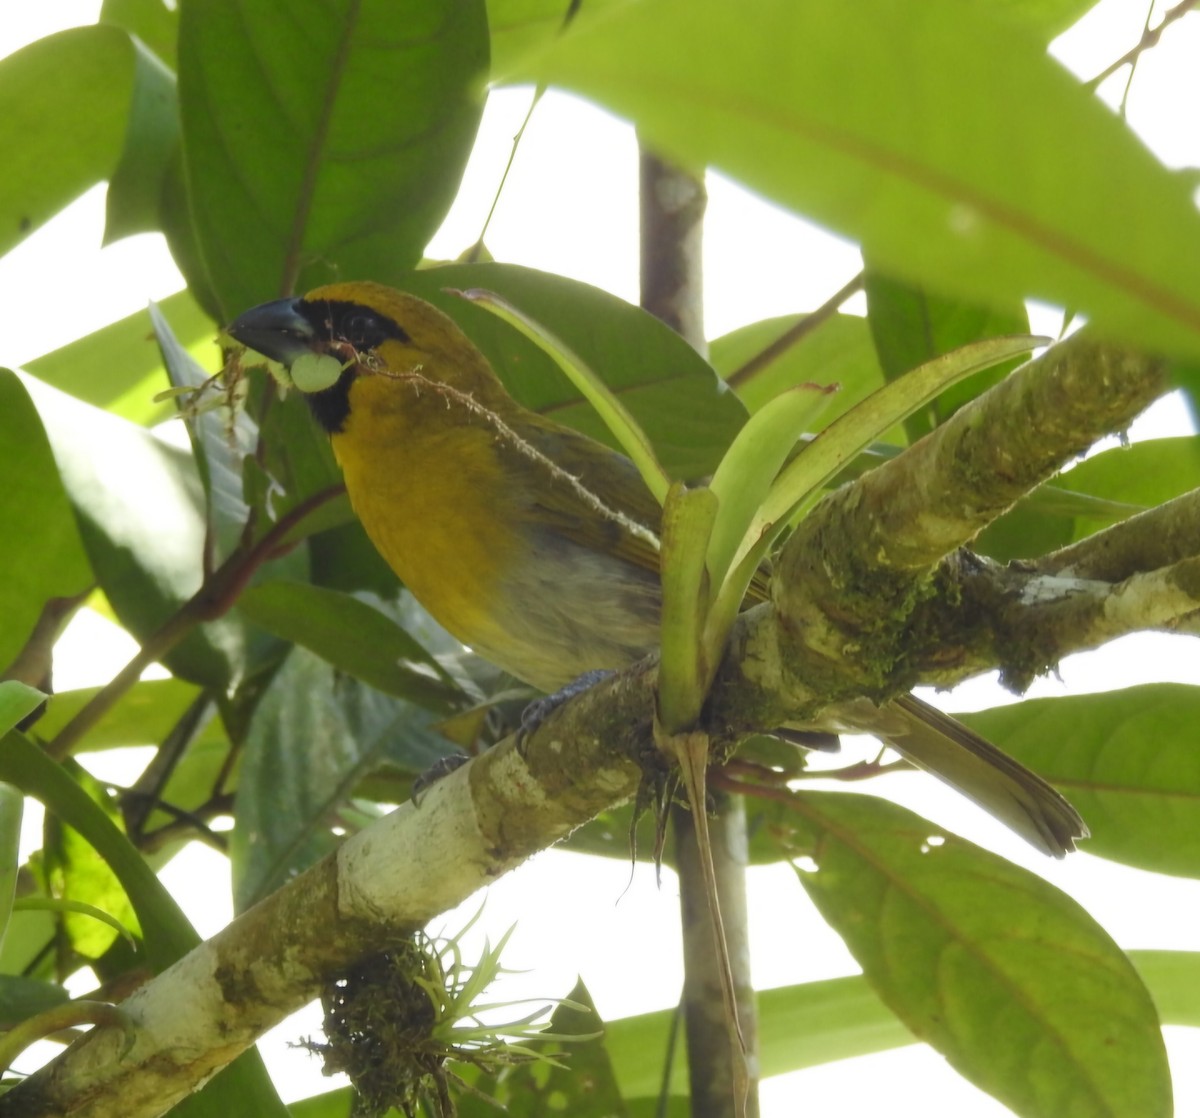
(2, 2, 1199, 1116)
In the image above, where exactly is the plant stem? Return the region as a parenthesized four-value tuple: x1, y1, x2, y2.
(44, 485, 344, 761)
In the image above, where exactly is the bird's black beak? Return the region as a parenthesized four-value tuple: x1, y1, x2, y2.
(227, 297, 315, 366)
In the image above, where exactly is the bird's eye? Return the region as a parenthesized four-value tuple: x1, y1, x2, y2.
(344, 312, 382, 348)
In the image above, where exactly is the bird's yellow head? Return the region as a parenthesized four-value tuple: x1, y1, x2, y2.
(227, 281, 509, 433)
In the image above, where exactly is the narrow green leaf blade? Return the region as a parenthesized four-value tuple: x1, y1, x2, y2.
(658, 484, 719, 731)
(717, 335, 1041, 613)
(706, 385, 836, 598)
(865, 268, 1030, 441)
(459, 287, 673, 503)
(0, 781, 21, 950)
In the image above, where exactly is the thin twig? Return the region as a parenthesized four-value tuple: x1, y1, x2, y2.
(464, 1, 582, 261)
(44, 485, 345, 761)
(1086, 0, 1198, 91)
(725, 271, 864, 390)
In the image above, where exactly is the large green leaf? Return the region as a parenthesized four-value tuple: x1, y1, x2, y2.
(21, 373, 247, 690)
(961, 686, 1200, 878)
(709, 312, 885, 422)
(788, 790, 1170, 1118)
(515, 0, 1200, 359)
(988, 0, 1099, 37)
(24, 289, 218, 425)
(399, 263, 748, 478)
(231, 647, 457, 911)
(0, 372, 92, 674)
(238, 582, 464, 711)
(33, 678, 203, 754)
(0, 26, 137, 257)
(178, 0, 489, 317)
(103, 37, 180, 244)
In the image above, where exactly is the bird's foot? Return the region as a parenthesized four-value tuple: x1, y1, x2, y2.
(410, 752, 470, 803)
(516, 669, 615, 754)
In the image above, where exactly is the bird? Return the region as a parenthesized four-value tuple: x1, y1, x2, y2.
(228, 280, 1086, 857)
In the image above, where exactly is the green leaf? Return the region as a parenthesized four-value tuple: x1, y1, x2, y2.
(710, 312, 882, 426)
(0, 732, 193, 966)
(0, 373, 93, 675)
(231, 647, 457, 911)
(979, 437, 1200, 559)
(605, 975, 906, 1099)
(0, 781, 21, 950)
(100, 0, 180, 66)
(603, 948, 1195, 1102)
(710, 336, 1041, 640)
(288, 1091, 352, 1118)
(461, 287, 672, 503)
(961, 686, 1200, 878)
(251, 383, 346, 539)
(864, 268, 1030, 441)
(0, 682, 46, 734)
(750, 336, 1039, 537)
(32, 678, 203, 754)
(43, 764, 141, 960)
(12, 897, 137, 949)
(705, 386, 832, 600)
(487, 0, 621, 75)
(400, 263, 748, 479)
(104, 38, 180, 244)
(178, 0, 489, 317)
(657, 484, 719, 731)
(990, 0, 1100, 37)
(237, 582, 465, 711)
(148, 300, 253, 562)
(24, 290, 218, 425)
(456, 979, 627, 1117)
(1132, 950, 1200, 1028)
(0, 26, 137, 257)
(22, 372, 246, 690)
(788, 790, 1170, 1118)
(516, 0, 1200, 359)
(0, 976, 69, 1030)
